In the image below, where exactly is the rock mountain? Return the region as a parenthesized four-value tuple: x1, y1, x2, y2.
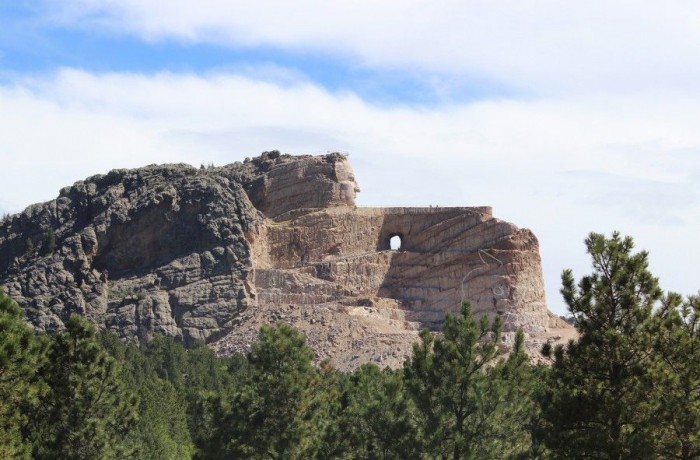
(0, 152, 571, 370)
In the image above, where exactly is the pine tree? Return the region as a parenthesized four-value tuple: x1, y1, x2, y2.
(98, 331, 196, 459)
(31, 315, 138, 459)
(143, 334, 189, 390)
(209, 323, 327, 459)
(24, 238, 34, 254)
(41, 230, 56, 256)
(326, 363, 418, 459)
(649, 293, 700, 459)
(126, 377, 194, 460)
(404, 301, 535, 459)
(0, 290, 47, 459)
(183, 340, 241, 447)
(540, 232, 662, 459)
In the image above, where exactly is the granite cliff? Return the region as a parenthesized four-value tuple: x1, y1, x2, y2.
(0, 151, 571, 369)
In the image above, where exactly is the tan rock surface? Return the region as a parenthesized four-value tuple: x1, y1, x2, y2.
(0, 151, 574, 370)
(212, 153, 574, 369)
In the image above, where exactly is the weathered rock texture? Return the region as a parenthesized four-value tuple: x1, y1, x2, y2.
(0, 151, 571, 369)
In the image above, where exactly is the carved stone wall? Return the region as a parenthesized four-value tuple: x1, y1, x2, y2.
(0, 151, 571, 369)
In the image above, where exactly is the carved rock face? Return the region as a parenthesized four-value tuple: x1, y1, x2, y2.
(334, 157, 360, 207)
(0, 152, 570, 369)
(338, 181, 358, 206)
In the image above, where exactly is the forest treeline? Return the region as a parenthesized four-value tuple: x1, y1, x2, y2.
(1, 232, 698, 459)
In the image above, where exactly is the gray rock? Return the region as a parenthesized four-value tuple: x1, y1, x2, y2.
(0, 151, 573, 368)
(0, 161, 271, 344)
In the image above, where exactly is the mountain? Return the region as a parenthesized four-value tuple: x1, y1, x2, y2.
(0, 151, 571, 370)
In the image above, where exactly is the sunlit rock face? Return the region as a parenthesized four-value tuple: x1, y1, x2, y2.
(0, 151, 569, 370)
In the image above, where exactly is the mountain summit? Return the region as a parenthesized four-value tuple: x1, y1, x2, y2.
(0, 151, 570, 369)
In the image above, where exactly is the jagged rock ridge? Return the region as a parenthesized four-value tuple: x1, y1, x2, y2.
(0, 151, 571, 370)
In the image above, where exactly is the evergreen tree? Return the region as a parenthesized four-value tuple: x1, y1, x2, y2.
(143, 334, 189, 390)
(0, 290, 47, 459)
(209, 323, 328, 459)
(336, 363, 419, 459)
(307, 360, 348, 459)
(649, 293, 700, 459)
(189, 351, 249, 457)
(184, 340, 242, 448)
(24, 238, 34, 254)
(42, 230, 56, 256)
(98, 331, 195, 459)
(31, 315, 138, 459)
(540, 232, 662, 459)
(405, 301, 535, 459)
(126, 377, 194, 459)
(489, 331, 540, 458)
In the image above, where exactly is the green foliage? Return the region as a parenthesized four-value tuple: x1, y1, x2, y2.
(24, 238, 34, 254)
(208, 323, 328, 459)
(405, 302, 535, 459)
(0, 297, 543, 460)
(143, 334, 189, 389)
(31, 315, 138, 459)
(98, 332, 220, 459)
(335, 364, 419, 459)
(0, 290, 47, 459)
(126, 377, 194, 459)
(649, 293, 700, 459)
(41, 230, 56, 255)
(540, 232, 663, 459)
(185, 342, 246, 451)
(3, 229, 699, 458)
(106, 285, 143, 301)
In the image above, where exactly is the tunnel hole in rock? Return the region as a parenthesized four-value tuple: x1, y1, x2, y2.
(389, 234, 403, 251)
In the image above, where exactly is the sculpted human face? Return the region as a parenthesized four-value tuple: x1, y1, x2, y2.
(335, 160, 360, 206)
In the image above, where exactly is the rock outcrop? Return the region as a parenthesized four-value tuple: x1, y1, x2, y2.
(0, 151, 571, 369)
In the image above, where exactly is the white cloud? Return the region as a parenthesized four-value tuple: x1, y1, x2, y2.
(42, 0, 700, 95)
(1, 68, 699, 313)
(2, 1, 697, 313)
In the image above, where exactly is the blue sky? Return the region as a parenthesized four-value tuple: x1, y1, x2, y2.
(1, 1, 699, 314)
(0, 2, 515, 106)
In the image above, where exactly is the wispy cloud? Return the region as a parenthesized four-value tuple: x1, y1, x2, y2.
(37, 0, 700, 96)
(558, 169, 697, 225)
(1, 68, 699, 312)
(1, 2, 699, 311)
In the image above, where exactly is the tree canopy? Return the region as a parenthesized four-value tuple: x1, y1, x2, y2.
(540, 232, 699, 459)
(0, 231, 698, 459)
